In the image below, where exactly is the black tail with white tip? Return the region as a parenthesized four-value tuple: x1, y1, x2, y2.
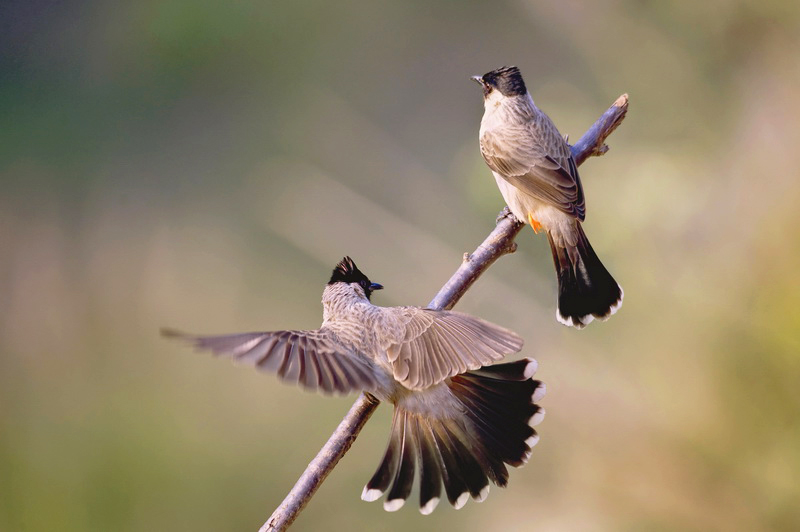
(361, 358, 545, 514)
(547, 223, 623, 329)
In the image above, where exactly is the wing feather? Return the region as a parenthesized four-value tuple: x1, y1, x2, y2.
(380, 310, 523, 390)
(480, 119, 586, 220)
(163, 328, 376, 395)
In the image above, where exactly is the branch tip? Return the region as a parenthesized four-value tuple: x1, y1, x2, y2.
(594, 144, 610, 156)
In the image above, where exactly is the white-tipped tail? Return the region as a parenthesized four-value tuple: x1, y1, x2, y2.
(548, 223, 623, 329)
(523, 358, 539, 379)
(383, 498, 405, 512)
(529, 407, 546, 427)
(419, 497, 440, 515)
(453, 492, 470, 510)
(361, 487, 383, 502)
(361, 358, 545, 513)
(525, 433, 540, 448)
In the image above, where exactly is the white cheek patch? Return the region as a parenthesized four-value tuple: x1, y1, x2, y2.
(484, 89, 505, 109)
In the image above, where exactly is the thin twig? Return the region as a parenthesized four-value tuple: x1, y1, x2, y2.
(261, 94, 630, 531)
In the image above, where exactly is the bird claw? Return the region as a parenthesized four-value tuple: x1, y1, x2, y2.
(496, 206, 518, 224)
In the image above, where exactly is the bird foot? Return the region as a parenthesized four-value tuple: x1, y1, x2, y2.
(497, 206, 524, 225)
(496, 206, 511, 223)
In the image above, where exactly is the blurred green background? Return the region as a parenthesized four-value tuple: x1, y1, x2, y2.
(2, 0, 799, 530)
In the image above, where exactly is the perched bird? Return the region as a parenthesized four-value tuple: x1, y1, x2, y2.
(163, 257, 545, 513)
(473, 66, 623, 328)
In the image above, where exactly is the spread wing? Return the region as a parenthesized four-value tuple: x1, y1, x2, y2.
(162, 328, 377, 395)
(380, 309, 524, 391)
(480, 116, 585, 221)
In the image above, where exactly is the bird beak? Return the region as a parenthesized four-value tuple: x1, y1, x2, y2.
(471, 75, 484, 85)
(370, 282, 384, 291)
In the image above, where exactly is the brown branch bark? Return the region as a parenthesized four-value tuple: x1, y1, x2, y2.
(260, 93, 629, 531)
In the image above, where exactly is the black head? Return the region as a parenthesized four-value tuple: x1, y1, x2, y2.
(328, 256, 383, 300)
(472, 66, 527, 98)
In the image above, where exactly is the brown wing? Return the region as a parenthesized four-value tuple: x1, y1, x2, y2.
(380, 309, 524, 391)
(162, 328, 377, 395)
(480, 115, 586, 221)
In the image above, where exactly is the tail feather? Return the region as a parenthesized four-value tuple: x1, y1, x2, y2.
(471, 357, 538, 381)
(454, 376, 540, 421)
(547, 223, 623, 329)
(459, 422, 510, 488)
(415, 418, 443, 514)
(449, 379, 538, 467)
(361, 412, 403, 502)
(383, 415, 417, 511)
(431, 420, 486, 508)
(362, 358, 545, 513)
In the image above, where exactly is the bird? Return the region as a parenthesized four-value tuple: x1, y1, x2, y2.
(162, 256, 545, 514)
(473, 66, 623, 328)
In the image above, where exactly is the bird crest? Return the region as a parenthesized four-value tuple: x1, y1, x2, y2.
(329, 256, 371, 286)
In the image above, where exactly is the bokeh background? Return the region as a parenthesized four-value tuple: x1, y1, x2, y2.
(2, 0, 799, 530)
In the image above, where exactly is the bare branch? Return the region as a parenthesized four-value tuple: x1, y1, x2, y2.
(261, 393, 380, 532)
(572, 93, 629, 165)
(261, 93, 630, 531)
